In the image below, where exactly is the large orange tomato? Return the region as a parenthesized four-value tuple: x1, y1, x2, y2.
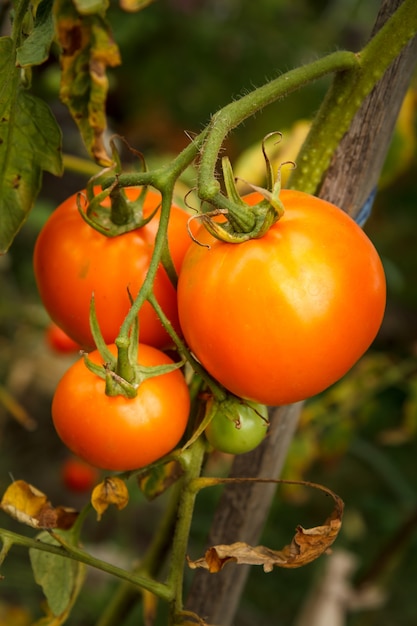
(34, 188, 192, 350)
(177, 190, 386, 406)
(52, 344, 190, 471)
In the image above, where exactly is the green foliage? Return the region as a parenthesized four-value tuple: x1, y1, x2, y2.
(16, 0, 55, 67)
(29, 531, 86, 622)
(0, 35, 62, 253)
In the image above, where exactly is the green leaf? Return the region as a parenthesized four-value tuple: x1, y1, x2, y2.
(0, 38, 63, 253)
(54, 0, 121, 166)
(29, 531, 86, 620)
(16, 0, 55, 67)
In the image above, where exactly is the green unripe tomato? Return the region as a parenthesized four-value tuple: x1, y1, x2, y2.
(205, 398, 269, 455)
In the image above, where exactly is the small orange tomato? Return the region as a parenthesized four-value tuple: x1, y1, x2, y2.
(52, 344, 190, 471)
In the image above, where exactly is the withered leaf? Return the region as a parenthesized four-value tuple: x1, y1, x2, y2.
(0, 480, 78, 530)
(188, 485, 343, 573)
(54, 0, 121, 165)
(91, 477, 129, 520)
(138, 460, 184, 501)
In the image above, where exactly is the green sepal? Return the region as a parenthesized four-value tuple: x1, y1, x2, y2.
(197, 154, 285, 244)
(76, 138, 159, 237)
(88, 295, 116, 365)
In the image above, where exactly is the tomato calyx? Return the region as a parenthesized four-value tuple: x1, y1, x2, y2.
(77, 139, 160, 237)
(211, 396, 269, 429)
(195, 139, 287, 244)
(83, 297, 184, 399)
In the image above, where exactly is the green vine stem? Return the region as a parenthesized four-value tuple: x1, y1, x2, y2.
(288, 0, 417, 193)
(148, 292, 226, 401)
(197, 50, 359, 205)
(96, 479, 185, 626)
(166, 437, 206, 625)
(0, 527, 173, 602)
(117, 183, 176, 341)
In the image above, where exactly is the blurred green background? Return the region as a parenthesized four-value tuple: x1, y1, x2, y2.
(1, 1, 417, 624)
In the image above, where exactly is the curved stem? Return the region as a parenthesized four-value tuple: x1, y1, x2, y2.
(118, 183, 176, 338)
(148, 293, 226, 401)
(198, 50, 359, 203)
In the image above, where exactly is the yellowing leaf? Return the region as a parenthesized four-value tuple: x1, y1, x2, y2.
(188, 482, 343, 572)
(120, 0, 155, 12)
(138, 460, 184, 500)
(91, 477, 129, 520)
(0, 481, 78, 530)
(74, 0, 109, 14)
(54, 0, 121, 165)
(0, 38, 63, 253)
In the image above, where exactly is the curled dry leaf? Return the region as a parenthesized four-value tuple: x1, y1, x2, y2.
(188, 482, 343, 573)
(0, 480, 78, 530)
(91, 477, 129, 520)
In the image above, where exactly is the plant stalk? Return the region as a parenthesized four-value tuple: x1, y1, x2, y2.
(0, 528, 173, 602)
(166, 438, 206, 624)
(197, 50, 359, 204)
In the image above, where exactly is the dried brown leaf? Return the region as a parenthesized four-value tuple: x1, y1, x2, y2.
(91, 477, 129, 520)
(188, 482, 343, 572)
(0, 480, 78, 530)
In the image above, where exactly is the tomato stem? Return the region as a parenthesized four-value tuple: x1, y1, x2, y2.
(148, 293, 227, 402)
(198, 50, 358, 207)
(96, 479, 185, 626)
(166, 438, 206, 624)
(0, 528, 174, 602)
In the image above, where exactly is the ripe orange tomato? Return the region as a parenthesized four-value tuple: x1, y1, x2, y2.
(52, 344, 190, 471)
(34, 188, 192, 350)
(177, 190, 386, 406)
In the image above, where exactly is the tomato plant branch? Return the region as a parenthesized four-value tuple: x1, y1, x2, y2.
(166, 438, 206, 624)
(197, 50, 358, 205)
(97, 480, 184, 626)
(117, 184, 176, 344)
(288, 0, 417, 194)
(105, 129, 208, 192)
(0, 527, 173, 601)
(148, 292, 227, 401)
